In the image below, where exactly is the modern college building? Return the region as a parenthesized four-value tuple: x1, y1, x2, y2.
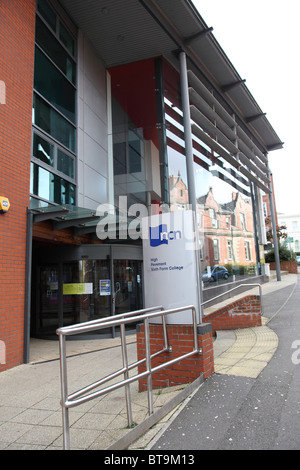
(0, 0, 283, 372)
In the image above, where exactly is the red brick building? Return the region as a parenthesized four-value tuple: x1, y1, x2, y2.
(0, 0, 283, 372)
(0, 0, 36, 371)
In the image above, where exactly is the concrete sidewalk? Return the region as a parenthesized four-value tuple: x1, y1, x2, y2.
(151, 273, 300, 450)
(0, 273, 297, 450)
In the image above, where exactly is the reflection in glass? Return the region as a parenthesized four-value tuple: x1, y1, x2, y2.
(31, 163, 76, 205)
(33, 93, 76, 153)
(34, 47, 76, 124)
(163, 59, 258, 286)
(35, 16, 76, 84)
(33, 133, 54, 166)
(57, 149, 74, 179)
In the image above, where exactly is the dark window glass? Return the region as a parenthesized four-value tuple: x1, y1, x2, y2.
(113, 142, 127, 175)
(33, 93, 76, 153)
(59, 23, 75, 56)
(37, 0, 56, 31)
(33, 133, 54, 166)
(35, 16, 76, 84)
(34, 47, 76, 123)
(31, 163, 76, 205)
(128, 131, 142, 173)
(57, 149, 74, 179)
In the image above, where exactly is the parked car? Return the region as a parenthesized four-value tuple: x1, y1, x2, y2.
(202, 265, 229, 282)
(297, 256, 300, 265)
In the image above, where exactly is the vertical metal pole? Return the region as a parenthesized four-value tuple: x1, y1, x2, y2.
(120, 323, 133, 427)
(154, 57, 169, 205)
(59, 334, 70, 450)
(250, 182, 261, 275)
(162, 314, 168, 351)
(267, 160, 281, 281)
(110, 245, 116, 337)
(192, 307, 199, 352)
(144, 318, 153, 415)
(24, 210, 33, 364)
(179, 51, 203, 323)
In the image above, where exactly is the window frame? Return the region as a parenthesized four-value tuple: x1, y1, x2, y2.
(31, 1, 77, 207)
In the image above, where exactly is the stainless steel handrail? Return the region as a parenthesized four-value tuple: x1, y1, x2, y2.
(56, 304, 201, 450)
(201, 283, 263, 315)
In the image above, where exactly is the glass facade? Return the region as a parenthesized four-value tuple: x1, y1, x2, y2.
(162, 60, 259, 287)
(31, 1, 77, 206)
(109, 58, 163, 211)
(107, 58, 261, 287)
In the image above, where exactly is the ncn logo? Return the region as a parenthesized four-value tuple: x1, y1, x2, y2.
(149, 224, 182, 247)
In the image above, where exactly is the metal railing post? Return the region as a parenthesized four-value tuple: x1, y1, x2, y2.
(58, 334, 70, 450)
(120, 323, 133, 427)
(162, 314, 169, 351)
(144, 318, 153, 415)
(192, 307, 199, 352)
(55, 304, 212, 449)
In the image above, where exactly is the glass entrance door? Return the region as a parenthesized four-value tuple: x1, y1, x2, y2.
(38, 265, 60, 336)
(33, 248, 143, 338)
(62, 260, 111, 331)
(114, 260, 143, 316)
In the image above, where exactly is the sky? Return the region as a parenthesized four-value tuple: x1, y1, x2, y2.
(192, 0, 300, 215)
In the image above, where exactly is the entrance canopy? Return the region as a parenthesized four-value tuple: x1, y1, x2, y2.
(29, 203, 100, 236)
(29, 202, 141, 240)
(59, 0, 283, 155)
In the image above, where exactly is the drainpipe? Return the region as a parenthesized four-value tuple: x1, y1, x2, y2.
(267, 161, 281, 281)
(179, 51, 203, 323)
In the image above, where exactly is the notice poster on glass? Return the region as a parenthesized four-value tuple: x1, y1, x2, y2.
(63, 283, 93, 295)
(100, 280, 111, 296)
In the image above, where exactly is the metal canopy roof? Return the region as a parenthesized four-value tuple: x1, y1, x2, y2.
(59, 0, 283, 154)
(29, 203, 138, 239)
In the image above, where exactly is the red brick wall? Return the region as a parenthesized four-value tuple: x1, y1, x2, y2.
(0, 0, 36, 371)
(136, 323, 214, 391)
(204, 295, 262, 335)
(136, 297, 261, 391)
(269, 260, 297, 274)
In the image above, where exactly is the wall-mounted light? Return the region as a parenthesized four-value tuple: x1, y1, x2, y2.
(0, 197, 10, 213)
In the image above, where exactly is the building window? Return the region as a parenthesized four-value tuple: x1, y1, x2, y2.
(263, 202, 268, 218)
(34, 47, 76, 124)
(227, 240, 233, 260)
(113, 129, 144, 176)
(31, 0, 77, 206)
(240, 213, 246, 230)
(245, 241, 251, 261)
(197, 211, 203, 228)
(32, 93, 76, 153)
(31, 129, 76, 204)
(213, 239, 219, 261)
(209, 209, 218, 228)
(292, 221, 298, 231)
(30, 162, 76, 205)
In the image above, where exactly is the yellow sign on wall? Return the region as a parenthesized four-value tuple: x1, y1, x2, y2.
(0, 196, 10, 213)
(63, 283, 93, 295)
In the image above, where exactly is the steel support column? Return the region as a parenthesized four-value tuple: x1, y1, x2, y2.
(267, 160, 281, 281)
(179, 51, 203, 322)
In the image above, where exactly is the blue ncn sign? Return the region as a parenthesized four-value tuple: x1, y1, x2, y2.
(149, 224, 182, 247)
